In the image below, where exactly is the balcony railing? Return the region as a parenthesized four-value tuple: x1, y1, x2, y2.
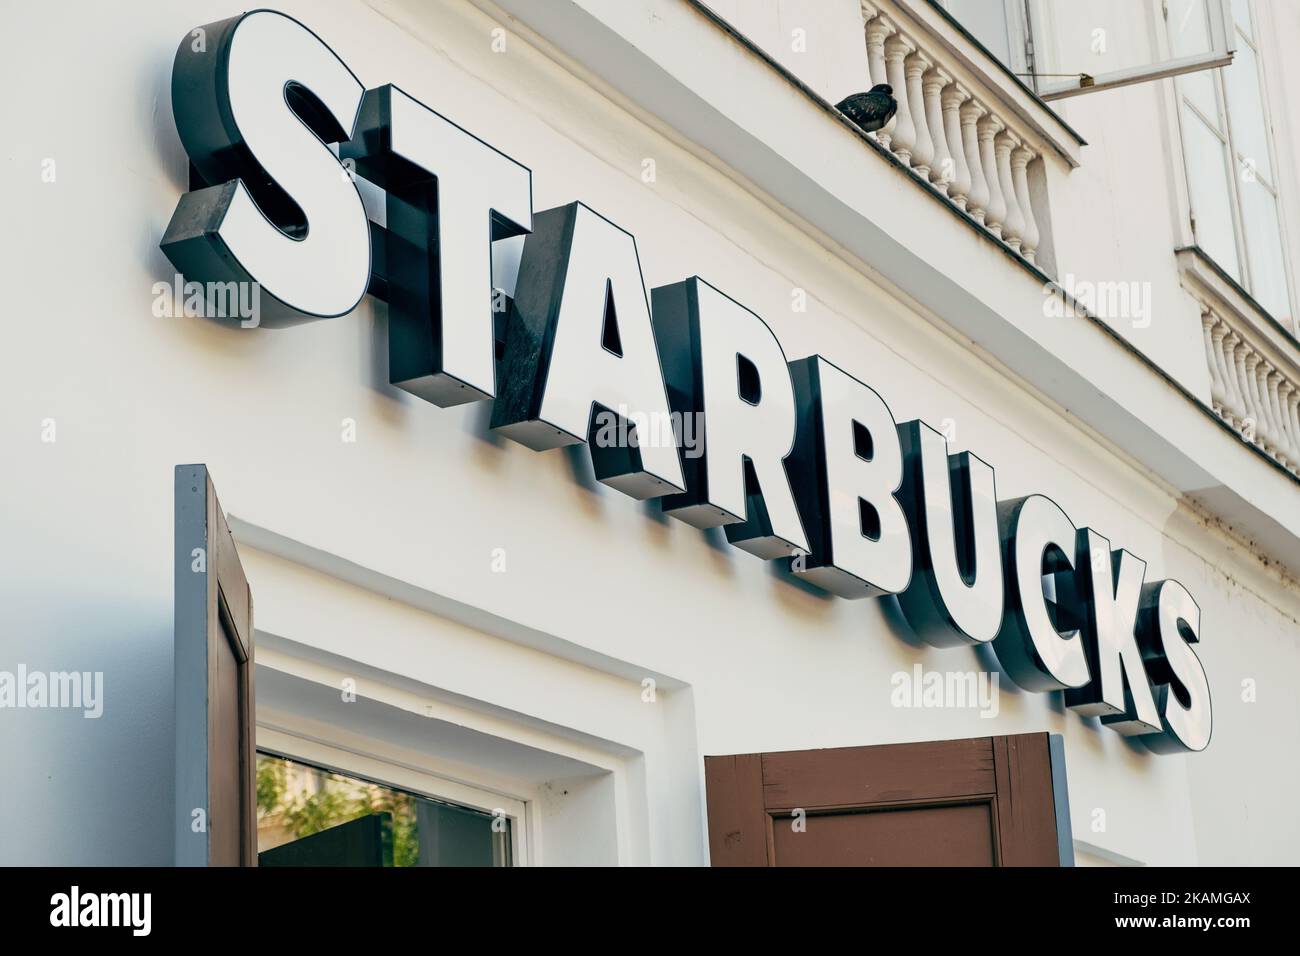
(858, 0, 1082, 273)
(1180, 248, 1300, 476)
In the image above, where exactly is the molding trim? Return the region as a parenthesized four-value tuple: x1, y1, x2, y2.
(227, 515, 691, 690)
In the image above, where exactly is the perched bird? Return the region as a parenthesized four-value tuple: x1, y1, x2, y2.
(836, 84, 897, 134)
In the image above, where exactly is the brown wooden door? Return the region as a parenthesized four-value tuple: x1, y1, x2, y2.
(175, 465, 257, 866)
(705, 733, 1071, 867)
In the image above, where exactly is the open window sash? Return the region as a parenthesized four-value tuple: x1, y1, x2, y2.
(1028, 0, 1235, 101)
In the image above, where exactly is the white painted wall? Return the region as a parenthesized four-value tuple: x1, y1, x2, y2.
(702, 0, 868, 103)
(0, 0, 1297, 866)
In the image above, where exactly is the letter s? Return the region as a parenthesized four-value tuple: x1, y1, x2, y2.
(161, 11, 370, 326)
(1138, 579, 1212, 754)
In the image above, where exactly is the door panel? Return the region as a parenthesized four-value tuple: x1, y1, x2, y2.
(771, 803, 996, 867)
(705, 733, 1070, 867)
(207, 607, 246, 865)
(175, 464, 256, 866)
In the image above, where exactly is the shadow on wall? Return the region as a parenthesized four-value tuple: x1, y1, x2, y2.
(0, 602, 174, 865)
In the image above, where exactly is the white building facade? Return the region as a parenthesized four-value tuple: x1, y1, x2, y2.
(1, 0, 1298, 866)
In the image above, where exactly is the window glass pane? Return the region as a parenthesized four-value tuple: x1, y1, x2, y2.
(1176, 70, 1219, 126)
(943, 0, 1012, 66)
(255, 753, 511, 866)
(1181, 107, 1241, 279)
(1035, 0, 1232, 97)
(1223, 38, 1272, 182)
(1036, 0, 1217, 77)
(1170, 0, 1219, 121)
(1168, 0, 1212, 56)
(1240, 178, 1292, 325)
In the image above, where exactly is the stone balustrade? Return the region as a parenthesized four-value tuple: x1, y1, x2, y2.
(1201, 304, 1300, 474)
(859, 1, 1057, 267)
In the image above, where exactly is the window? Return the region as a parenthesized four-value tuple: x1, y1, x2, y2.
(256, 752, 513, 866)
(1173, 0, 1295, 330)
(937, 0, 1029, 75)
(938, 0, 1235, 99)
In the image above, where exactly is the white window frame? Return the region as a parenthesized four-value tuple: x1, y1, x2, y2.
(1171, 0, 1297, 332)
(257, 725, 533, 866)
(944, 0, 1237, 100)
(1031, 0, 1236, 100)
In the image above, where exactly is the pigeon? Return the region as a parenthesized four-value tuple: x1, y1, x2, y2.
(836, 84, 897, 134)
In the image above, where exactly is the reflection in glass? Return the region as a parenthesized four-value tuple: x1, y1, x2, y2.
(255, 752, 512, 867)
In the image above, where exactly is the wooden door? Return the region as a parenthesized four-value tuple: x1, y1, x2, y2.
(705, 733, 1072, 866)
(174, 464, 256, 866)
